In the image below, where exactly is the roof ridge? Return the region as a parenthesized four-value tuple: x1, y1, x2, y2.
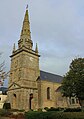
(40, 70, 63, 77)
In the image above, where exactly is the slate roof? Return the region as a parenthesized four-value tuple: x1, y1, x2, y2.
(40, 70, 63, 83)
(0, 87, 7, 95)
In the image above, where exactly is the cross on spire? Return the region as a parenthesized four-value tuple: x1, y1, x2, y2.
(26, 4, 28, 9)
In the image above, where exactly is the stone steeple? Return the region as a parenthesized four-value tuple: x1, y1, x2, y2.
(18, 7, 33, 49)
(8, 6, 40, 110)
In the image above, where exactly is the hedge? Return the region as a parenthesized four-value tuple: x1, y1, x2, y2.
(44, 107, 82, 112)
(25, 111, 84, 119)
(64, 108, 81, 112)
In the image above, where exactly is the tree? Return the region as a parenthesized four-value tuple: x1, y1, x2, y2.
(61, 58, 84, 107)
(0, 54, 9, 86)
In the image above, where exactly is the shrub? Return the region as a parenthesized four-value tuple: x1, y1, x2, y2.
(44, 107, 49, 111)
(38, 108, 42, 112)
(47, 107, 63, 111)
(18, 109, 25, 112)
(64, 108, 82, 112)
(0, 109, 12, 117)
(47, 107, 58, 111)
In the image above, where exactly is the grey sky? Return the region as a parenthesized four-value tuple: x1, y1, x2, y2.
(0, 0, 84, 82)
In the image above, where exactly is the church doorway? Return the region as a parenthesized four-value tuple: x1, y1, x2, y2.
(29, 93, 33, 110)
(13, 93, 17, 109)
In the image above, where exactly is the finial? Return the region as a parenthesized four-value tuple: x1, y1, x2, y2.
(35, 43, 38, 53)
(12, 43, 16, 53)
(26, 4, 28, 9)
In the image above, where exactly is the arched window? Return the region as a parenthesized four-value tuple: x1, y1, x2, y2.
(29, 93, 33, 110)
(47, 87, 50, 100)
(13, 94, 16, 98)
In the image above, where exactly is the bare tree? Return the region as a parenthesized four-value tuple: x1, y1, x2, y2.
(0, 54, 9, 86)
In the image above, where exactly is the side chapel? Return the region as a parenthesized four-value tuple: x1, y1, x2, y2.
(8, 7, 80, 110)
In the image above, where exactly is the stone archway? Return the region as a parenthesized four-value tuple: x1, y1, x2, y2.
(13, 93, 17, 109)
(29, 93, 33, 110)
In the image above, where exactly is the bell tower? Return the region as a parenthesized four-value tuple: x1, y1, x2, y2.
(8, 6, 40, 110)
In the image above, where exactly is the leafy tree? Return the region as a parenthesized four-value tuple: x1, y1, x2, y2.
(61, 58, 84, 107)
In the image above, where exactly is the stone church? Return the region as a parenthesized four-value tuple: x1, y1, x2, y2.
(7, 7, 80, 110)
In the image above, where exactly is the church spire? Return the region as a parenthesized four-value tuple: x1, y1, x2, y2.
(18, 5, 33, 49)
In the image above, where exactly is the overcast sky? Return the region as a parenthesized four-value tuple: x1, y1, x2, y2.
(0, 0, 84, 85)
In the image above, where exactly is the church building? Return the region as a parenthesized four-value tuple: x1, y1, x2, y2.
(7, 7, 80, 110)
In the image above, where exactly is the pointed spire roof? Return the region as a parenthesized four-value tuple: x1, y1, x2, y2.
(18, 5, 33, 49)
(20, 7, 31, 38)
